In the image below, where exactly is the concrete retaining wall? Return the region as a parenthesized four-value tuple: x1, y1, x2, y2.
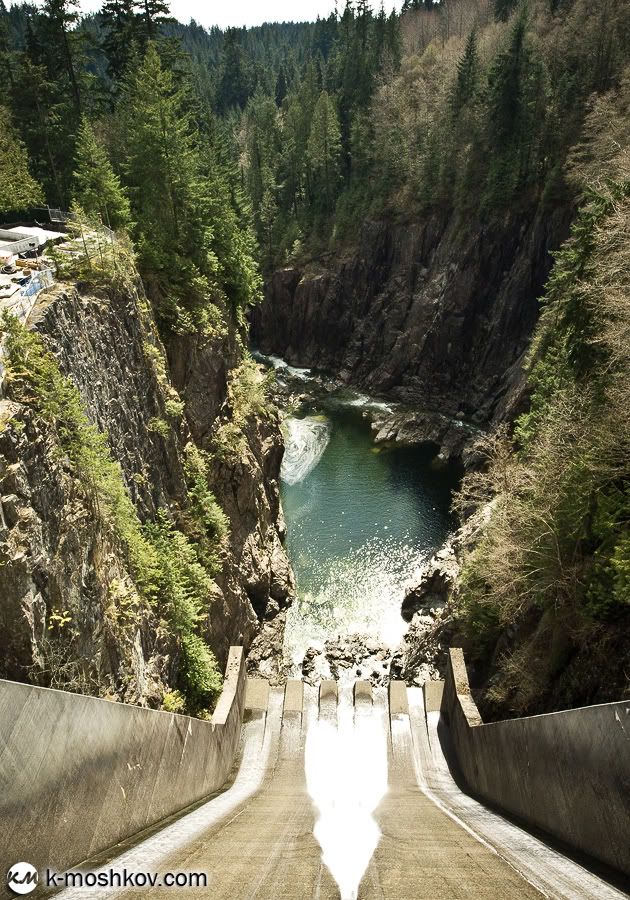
(0, 646, 246, 875)
(440, 648, 630, 877)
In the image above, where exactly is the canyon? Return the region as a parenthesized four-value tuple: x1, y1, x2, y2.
(253, 207, 572, 433)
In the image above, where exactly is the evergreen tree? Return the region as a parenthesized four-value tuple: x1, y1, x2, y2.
(72, 117, 131, 229)
(450, 29, 480, 118)
(120, 42, 205, 314)
(484, 14, 541, 204)
(275, 64, 288, 106)
(307, 90, 342, 215)
(120, 43, 260, 327)
(40, 0, 84, 113)
(277, 93, 308, 221)
(0, 3, 16, 91)
(216, 29, 253, 113)
(24, 13, 45, 68)
(9, 58, 70, 205)
(385, 10, 402, 70)
(101, 0, 138, 80)
(486, 16, 527, 151)
(0, 104, 44, 214)
(141, 0, 170, 40)
(494, 0, 518, 22)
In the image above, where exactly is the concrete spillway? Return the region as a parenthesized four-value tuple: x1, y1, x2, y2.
(47, 677, 625, 900)
(2, 648, 628, 898)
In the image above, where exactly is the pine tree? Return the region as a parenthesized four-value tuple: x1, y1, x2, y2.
(484, 14, 539, 205)
(307, 90, 342, 215)
(24, 14, 45, 68)
(101, 0, 139, 81)
(8, 58, 69, 205)
(0, 105, 44, 214)
(385, 10, 402, 70)
(120, 44, 201, 294)
(494, 0, 518, 22)
(486, 16, 527, 151)
(72, 118, 131, 229)
(140, 0, 170, 40)
(450, 30, 480, 118)
(40, 0, 83, 113)
(216, 29, 254, 113)
(275, 64, 288, 106)
(120, 43, 260, 326)
(0, 3, 16, 91)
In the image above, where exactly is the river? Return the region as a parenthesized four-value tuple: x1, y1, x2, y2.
(275, 376, 459, 668)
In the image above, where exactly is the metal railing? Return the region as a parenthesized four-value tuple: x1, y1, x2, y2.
(20, 268, 55, 298)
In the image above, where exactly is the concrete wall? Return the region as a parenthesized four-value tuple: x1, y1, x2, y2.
(440, 648, 630, 878)
(0, 646, 246, 876)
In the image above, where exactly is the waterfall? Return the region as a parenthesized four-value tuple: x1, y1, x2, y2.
(281, 416, 331, 485)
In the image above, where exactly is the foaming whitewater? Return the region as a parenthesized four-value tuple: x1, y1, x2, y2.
(305, 692, 388, 900)
(266, 354, 314, 381)
(281, 416, 331, 485)
(285, 535, 428, 666)
(336, 391, 394, 415)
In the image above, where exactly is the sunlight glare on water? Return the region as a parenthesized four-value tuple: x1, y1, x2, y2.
(280, 406, 457, 664)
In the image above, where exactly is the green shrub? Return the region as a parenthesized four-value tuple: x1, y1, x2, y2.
(179, 632, 223, 710)
(165, 397, 185, 419)
(142, 511, 223, 712)
(212, 357, 274, 462)
(184, 444, 229, 542)
(147, 416, 170, 438)
(162, 689, 186, 713)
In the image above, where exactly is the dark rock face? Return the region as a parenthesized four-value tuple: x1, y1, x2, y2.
(401, 550, 459, 623)
(0, 282, 294, 702)
(167, 329, 236, 445)
(0, 399, 174, 705)
(167, 329, 295, 670)
(252, 208, 571, 424)
(391, 506, 490, 686)
(30, 285, 186, 520)
(205, 409, 295, 670)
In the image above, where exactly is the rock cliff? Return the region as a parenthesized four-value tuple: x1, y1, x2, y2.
(0, 280, 294, 704)
(252, 207, 571, 428)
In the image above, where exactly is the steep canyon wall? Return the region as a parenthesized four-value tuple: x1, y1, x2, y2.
(253, 207, 572, 425)
(0, 281, 293, 705)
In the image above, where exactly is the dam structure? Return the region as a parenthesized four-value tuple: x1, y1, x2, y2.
(1, 647, 629, 900)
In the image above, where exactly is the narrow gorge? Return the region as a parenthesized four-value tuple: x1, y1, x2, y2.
(1, 0, 629, 895)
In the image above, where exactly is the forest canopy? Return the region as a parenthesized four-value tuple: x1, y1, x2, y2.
(2, 0, 629, 273)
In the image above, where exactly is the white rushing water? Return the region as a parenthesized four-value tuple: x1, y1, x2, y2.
(305, 691, 388, 900)
(280, 416, 331, 485)
(266, 354, 314, 381)
(338, 391, 395, 414)
(284, 536, 428, 666)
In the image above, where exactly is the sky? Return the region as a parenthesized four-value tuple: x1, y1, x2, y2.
(8, 0, 404, 30)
